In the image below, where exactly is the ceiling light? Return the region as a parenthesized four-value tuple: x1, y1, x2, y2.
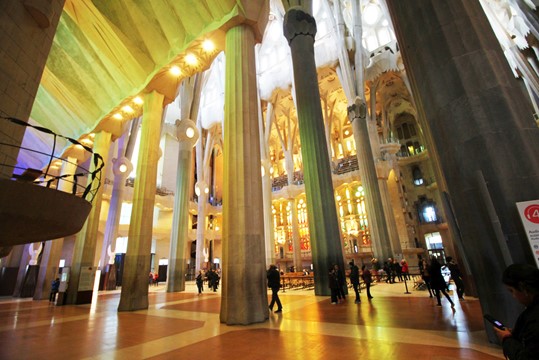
(185, 53, 198, 66)
(133, 97, 143, 105)
(113, 113, 123, 120)
(202, 39, 215, 52)
(118, 164, 128, 173)
(122, 105, 134, 113)
(170, 66, 182, 76)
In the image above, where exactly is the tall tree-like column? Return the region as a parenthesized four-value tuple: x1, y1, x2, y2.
(283, 7, 344, 295)
(386, 0, 539, 338)
(118, 91, 164, 311)
(167, 119, 198, 292)
(67, 131, 112, 304)
(220, 23, 268, 325)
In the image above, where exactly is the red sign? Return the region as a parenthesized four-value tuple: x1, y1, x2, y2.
(524, 205, 539, 224)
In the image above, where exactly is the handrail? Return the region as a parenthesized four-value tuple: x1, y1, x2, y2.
(0, 116, 105, 203)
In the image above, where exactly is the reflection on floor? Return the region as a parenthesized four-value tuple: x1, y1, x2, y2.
(0, 281, 504, 359)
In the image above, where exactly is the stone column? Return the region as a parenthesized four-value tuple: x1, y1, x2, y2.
(220, 24, 268, 325)
(290, 197, 302, 271)
(386, 0, 539, 337)
(348, 98, 392, 261)
(167, 119, 198, 292)
(0, 245, 25, 296)
(33, 238, 63, 300)
(66, 130, 112, 304)
(118, 91, 164, 311)
(261, 159, 275, 266)
(284, 7, 345, 295)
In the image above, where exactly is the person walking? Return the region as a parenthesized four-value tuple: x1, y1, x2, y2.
(267, 264, 283, 313)
(334, 264, 347, 302)
(420, 258, 434, 297)
(195, 270, 204, 295)
(49, 277, 60, 303)
(446, 256, 465, 300)
(429, 257, 455, 308)
(329, 265, 340, 304)
(361, 265, 373, 299)
(349, 260, 361, 304)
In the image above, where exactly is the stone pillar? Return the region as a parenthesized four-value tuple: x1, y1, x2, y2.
(284, 7, 345, 295)
(99, 154, 132, 290)
(386, 0, 539, 337)
(33, 238, 63, 300)
(348, 98, 392, 261)
(220, 24, 268, 325)
(66, 130, 112, 304)
(0, 245, 25, 296)
(118, 91, 164, 311)
(261, 159, 275, 267)
(290, 197, 302, 271)
(167, 119, 198, 292)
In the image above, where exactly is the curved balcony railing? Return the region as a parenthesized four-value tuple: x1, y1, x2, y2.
(0, 116, 104, 203)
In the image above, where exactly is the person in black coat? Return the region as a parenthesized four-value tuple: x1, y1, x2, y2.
(429, 257, 454, 307)
(493, 263, 539, 359)
(267, 264, 283, 313)
(349, 260, 361, 304)
(446, 256, 465, 300)
(195, 270, 204, 295)
(329, 266, 339, 304)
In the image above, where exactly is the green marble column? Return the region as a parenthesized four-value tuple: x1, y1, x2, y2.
(118, 91, 164, 311)
(167, 119, 198, 293)
(283, 7, 344, 295)
(220, 24, 268, 325)
(66, 130, 111, 304)
(386, 0, 539, 338)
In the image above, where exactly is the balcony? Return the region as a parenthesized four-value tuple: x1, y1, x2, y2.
(0, 117, 104, 246)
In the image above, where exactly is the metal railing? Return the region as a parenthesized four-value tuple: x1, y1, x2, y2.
(0, 116, 104, 203)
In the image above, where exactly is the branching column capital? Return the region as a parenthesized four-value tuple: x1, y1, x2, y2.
(283, 7, 317, 45)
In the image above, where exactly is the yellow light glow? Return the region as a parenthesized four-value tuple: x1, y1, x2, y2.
(344, 129, 350, 136)
(185, 53, 198, 65)
(119, 164, 128, 173)
(202, 39, 215, 52)
(89, 133, 95, 138)
(185, 127, 195, 139)
(122, 105, 134, 113)
(215, 226, 220, 231)
(336, 195, 341, 201)
(204, 187, 209, 194)
(113, 113, 123, 120)
(170, 66, 182, 76)
(133, 97, 143, 105)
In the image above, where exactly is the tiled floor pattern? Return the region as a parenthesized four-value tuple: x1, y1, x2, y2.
(0, 281, 504, 359)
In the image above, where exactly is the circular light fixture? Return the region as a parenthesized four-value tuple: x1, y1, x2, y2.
(202, 39, 215, 52)
(170, 66, 182, 76)
(185, 53, 198, 66)
(185, 127, 195, 139)
(118, 164, 128, 173)
(133, 97, 143, 105)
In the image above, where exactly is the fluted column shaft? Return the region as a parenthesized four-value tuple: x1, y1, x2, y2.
(348, 99, 392, 261)
(284, 8, 344, 295)
(168, 137, 196, 292)
(118, 91, 164, 311)
(67, 130, 111, 304)
(220, 24, 268, 325)
(386, 0, 539, 338)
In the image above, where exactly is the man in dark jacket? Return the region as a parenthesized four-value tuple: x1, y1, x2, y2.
(267, 264, 283, 313)
(349, 260, 361, 303)
(446, 256, 465, 300)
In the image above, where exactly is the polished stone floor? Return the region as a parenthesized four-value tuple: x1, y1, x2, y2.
(0, 280, 504, 359)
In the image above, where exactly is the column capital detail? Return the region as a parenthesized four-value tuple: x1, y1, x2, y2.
(347, 97, 367, 123)
(283, 7, 317, 45)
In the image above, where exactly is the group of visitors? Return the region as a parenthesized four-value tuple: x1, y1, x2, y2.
(417, 255, 467, 307)
(195, 268, 221, 294)
(380, 257, 410, 283)
(148, 271, 159, 286)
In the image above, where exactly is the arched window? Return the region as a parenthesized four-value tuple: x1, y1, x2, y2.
(412, 166, 424, 186)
